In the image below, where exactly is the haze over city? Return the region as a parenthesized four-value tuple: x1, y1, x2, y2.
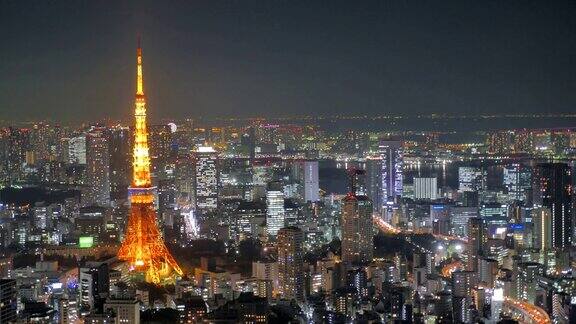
(1, 0, 576, 122)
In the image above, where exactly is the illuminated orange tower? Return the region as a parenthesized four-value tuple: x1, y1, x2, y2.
(118, 39, 183, 284)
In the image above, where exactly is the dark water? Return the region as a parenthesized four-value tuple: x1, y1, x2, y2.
(200, 116, 576, 133)
(319, 159, 505, 194)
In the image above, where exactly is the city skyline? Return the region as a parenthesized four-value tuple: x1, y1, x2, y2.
(2, 2, 576, 323)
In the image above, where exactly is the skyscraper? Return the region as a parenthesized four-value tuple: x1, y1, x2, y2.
(107, 126, 131, 200)
(458, 166, 485, 192)
(341, 184, 374, 265)
(68, 135, 87, 165)
(534, 163, 572, 249)
(379, 140, 403, 203)
(0, 279, 17, 323)
(266, 181, 285, 236)
(532, 207, 552, 251)
(79, 262, 110, 311)
(503, 163, 532, 201)
(293, 160, 319, 202)
(148, 124, 173, 177)
(365, 157, 382, 212)
(193, 146, 219, 213)
(451, 270, 478, 323)
(277, 226, 304, 303)
(467, 217, 486, 271)
(85, 128, 110, 206)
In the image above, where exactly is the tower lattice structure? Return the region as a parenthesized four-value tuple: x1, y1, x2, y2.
(117, 40, 183, 284)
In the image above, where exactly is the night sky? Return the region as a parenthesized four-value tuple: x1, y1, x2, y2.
(1, 0, 575, 122)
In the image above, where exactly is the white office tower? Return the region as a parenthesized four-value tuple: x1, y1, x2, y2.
(458, 166, 486, 192)
(194, 146, 219, 213)
(266, 182, 285, 236)
(293, 160, 319, 202)
(68, 135, 87, 164)
(503, 163, 531, 201)
(379, 140, 403, 203)
(490, 287, 504, 322)
(413, 177, 437, 200)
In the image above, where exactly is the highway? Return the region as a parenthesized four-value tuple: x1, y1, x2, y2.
(502, 297, 551, 324)
(440, 260, 463, 278)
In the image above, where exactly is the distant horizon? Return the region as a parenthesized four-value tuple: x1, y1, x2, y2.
(2, 1, 576, 121)
(2, 113, 576, 135)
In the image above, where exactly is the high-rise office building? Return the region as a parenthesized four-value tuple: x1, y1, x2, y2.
(107, 127, 131, 200)
(413, 177, 437, 200)
(516, 262, 544, 303)
(148, 124, 173, 176)
(503, 163, 532, 201)
(467, 217, 486, 271)
(451, 270, 478, 323)
(534, 163, 572, 249)
(58, 297, 70, 324)
(458, 167, 485, 192)
(532, 207, 552, 251)
(85, 128, 110, 206)
(79, 262, 110, 311)
(266, 181, 285, 236)
(175, 152, 194, 201)
(277, 226, 304, 302)
(0, 279, 17, 323)
(293, 160, 319, 202)
(7, 127, 30, 173)
(379, 140, 403, 203)
(365, 157, 382, 212)
(193, 146, 219, 213)
(68, 135, 87, 165)
(341, 193, 373, 265)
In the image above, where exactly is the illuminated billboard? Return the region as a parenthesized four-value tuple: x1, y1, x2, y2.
(78, 236, 94, 248)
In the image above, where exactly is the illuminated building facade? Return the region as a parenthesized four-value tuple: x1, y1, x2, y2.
(293, 160, 319, 202)
(341, 193, 373, 265)
(532, 207, 552, 252)
(0, 279, 17, 323)
(413, 177, 437, 200)
(85, 128, 110, 206)
(379, 140, 403, 204)
(117, 41, 183, 284)
(535, 163, 572, 250)
(458, 166, 486, 192)
(277, 226, 304, 302)
(365, 157, 382, 212)
(266, 181, 285, 236)
(107, 126, 131, 200)
(68, 135, 87, 165)
(503, 163, 532, 202)
(193, 146, 219, 213)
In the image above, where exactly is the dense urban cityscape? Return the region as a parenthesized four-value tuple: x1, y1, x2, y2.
(3, 1, 576, 324)
(0, 42, 575, 323)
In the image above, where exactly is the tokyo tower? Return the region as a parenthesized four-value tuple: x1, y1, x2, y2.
(117, 39, 183, 284)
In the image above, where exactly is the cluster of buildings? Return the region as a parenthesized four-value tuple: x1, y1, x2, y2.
(2, 119, 576, 322)
(3, 46, 576, 323)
